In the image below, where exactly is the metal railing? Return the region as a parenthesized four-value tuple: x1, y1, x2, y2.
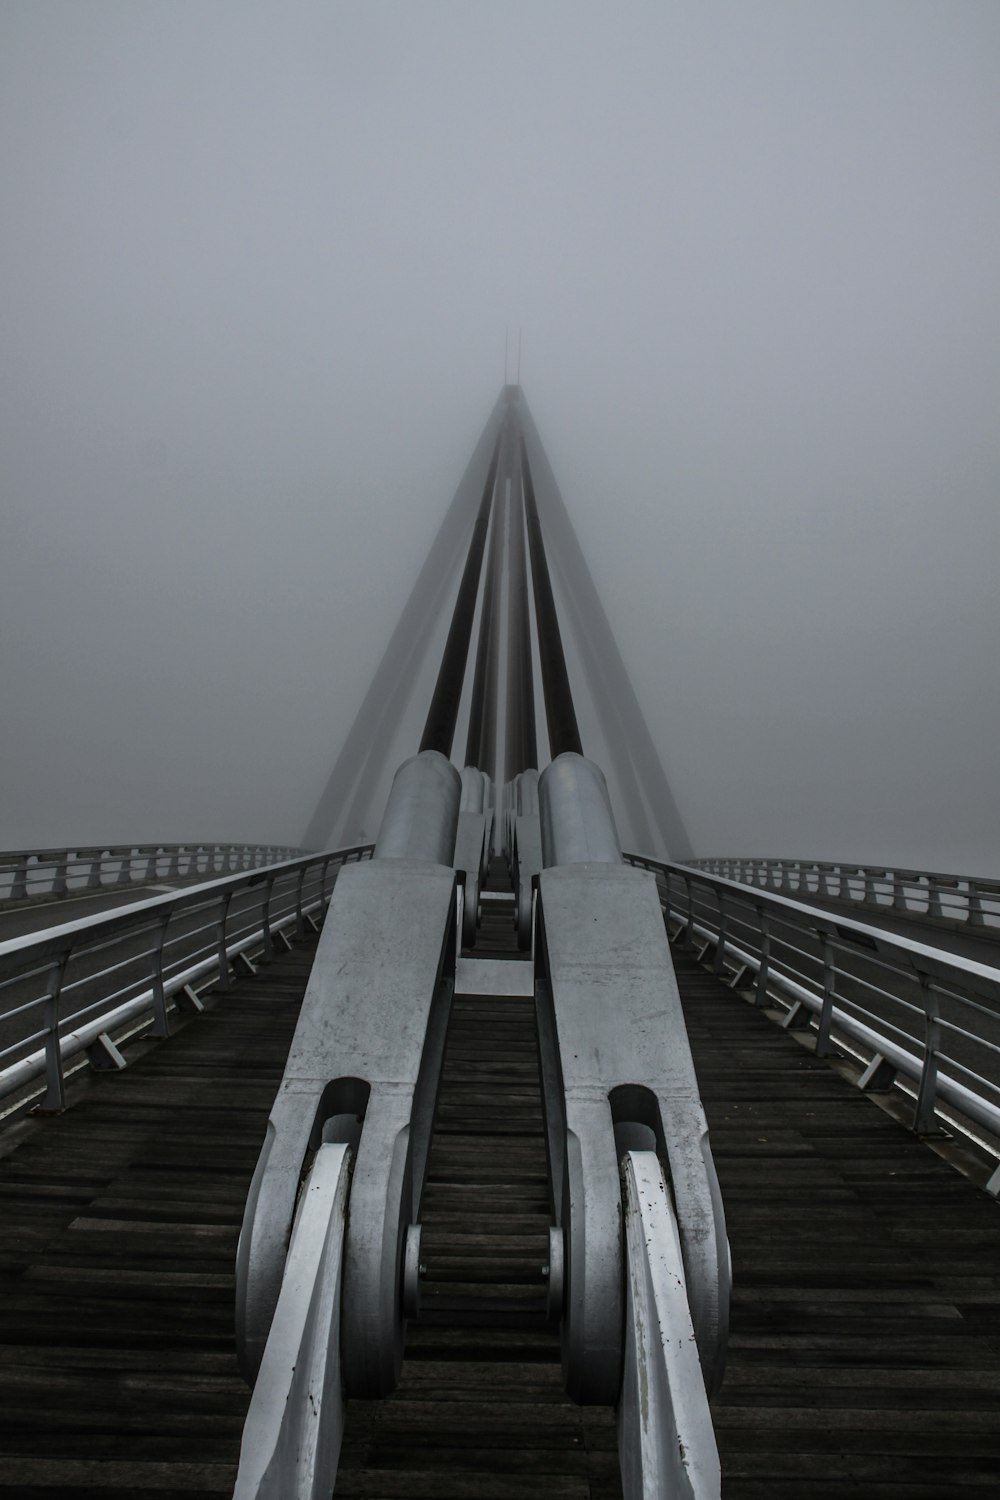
(0, 844, 373, 1117)
(689, 856, 1000, 932)
(0, 843, 302, 903)
(626, 854, 1000, 1192)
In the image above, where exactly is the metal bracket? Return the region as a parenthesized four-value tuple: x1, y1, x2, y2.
(858, 1051, 898, 1093)
(782, 1000, 814, 1032)
(85, 1032, 127, 1072)
(176, 984, 205, 1014)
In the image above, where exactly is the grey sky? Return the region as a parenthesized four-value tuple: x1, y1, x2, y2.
(2, 2, 999, 872)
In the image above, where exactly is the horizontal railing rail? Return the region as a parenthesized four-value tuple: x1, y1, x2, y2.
(0, 842, 303, 903)
(688, 855, 1000, 932)
(0, 844, 373, 1118)
(625, 853, 1000, 1194)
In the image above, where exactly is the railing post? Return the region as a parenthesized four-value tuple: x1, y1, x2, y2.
(815, 934, 836, 1058)
(86, 851, 103, 890)
(713, 895, 727, 976)
(968, 881, 986, 927)
(295, 867, 307, 937)
(11, 855, 28, 901)
(892, 870, 909, 912)
(216, 891, 233, 991)
(320, 859, 332, 912)
(683, 876, 695, 950)
(755, 910, 770, 1006)
(913, 974, 942, 1133)
(863, 867, 879, 908)
(261, 875, 276, 961)
(52, 852, 69, 898)
(40, 955, 69, 1110)
(927, 879, 947, 920)
(151, 912, 171, 1037)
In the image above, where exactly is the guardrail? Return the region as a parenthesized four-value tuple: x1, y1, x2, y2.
(0, 844, 373, 1117)
(0, 843, 302, 903)
(626, 854, 1000, 1195)
(688, 856, 1000, 932)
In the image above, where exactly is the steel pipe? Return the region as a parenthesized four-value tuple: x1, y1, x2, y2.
(464, 465, 506, 778)
(504, 456, 538, 780)
(520, 436, 582, 759)
(419, 433, 502, 759)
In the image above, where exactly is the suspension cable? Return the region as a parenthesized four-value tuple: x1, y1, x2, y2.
(520, 435, 582, 758)
(464, 441, 506, 775)
(504, 447, 538, 778)
(419, 433, 502, 758)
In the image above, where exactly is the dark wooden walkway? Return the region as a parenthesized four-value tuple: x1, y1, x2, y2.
(679, 947, 1000, 1497)
(336, 870, 621, 1498)
(0, 895, 997, 1496)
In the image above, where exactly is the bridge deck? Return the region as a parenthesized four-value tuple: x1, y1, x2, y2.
(0, 911, 997, 1496)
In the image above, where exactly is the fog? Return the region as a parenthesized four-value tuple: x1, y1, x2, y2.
(2, 2, 999, 874)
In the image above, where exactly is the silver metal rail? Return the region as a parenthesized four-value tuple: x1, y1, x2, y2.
(0, 844, 373, 1115)
(690, 856, 1000, 932)
(0, 842, 301, 902)
(233, 1142, 353, 1500)
(627, 854, 1000, 1191)
(619, 1151, 720, 1500)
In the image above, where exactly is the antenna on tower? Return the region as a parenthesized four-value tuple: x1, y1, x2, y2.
(517, 328, 522, 385)
(504, 327, 509, 386)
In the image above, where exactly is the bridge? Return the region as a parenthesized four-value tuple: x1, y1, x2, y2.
(1, 387, 998, 1499)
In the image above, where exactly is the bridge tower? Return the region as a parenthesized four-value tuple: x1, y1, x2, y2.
(233, 385, 728, 1497)
(2, 386, 999, 1500)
